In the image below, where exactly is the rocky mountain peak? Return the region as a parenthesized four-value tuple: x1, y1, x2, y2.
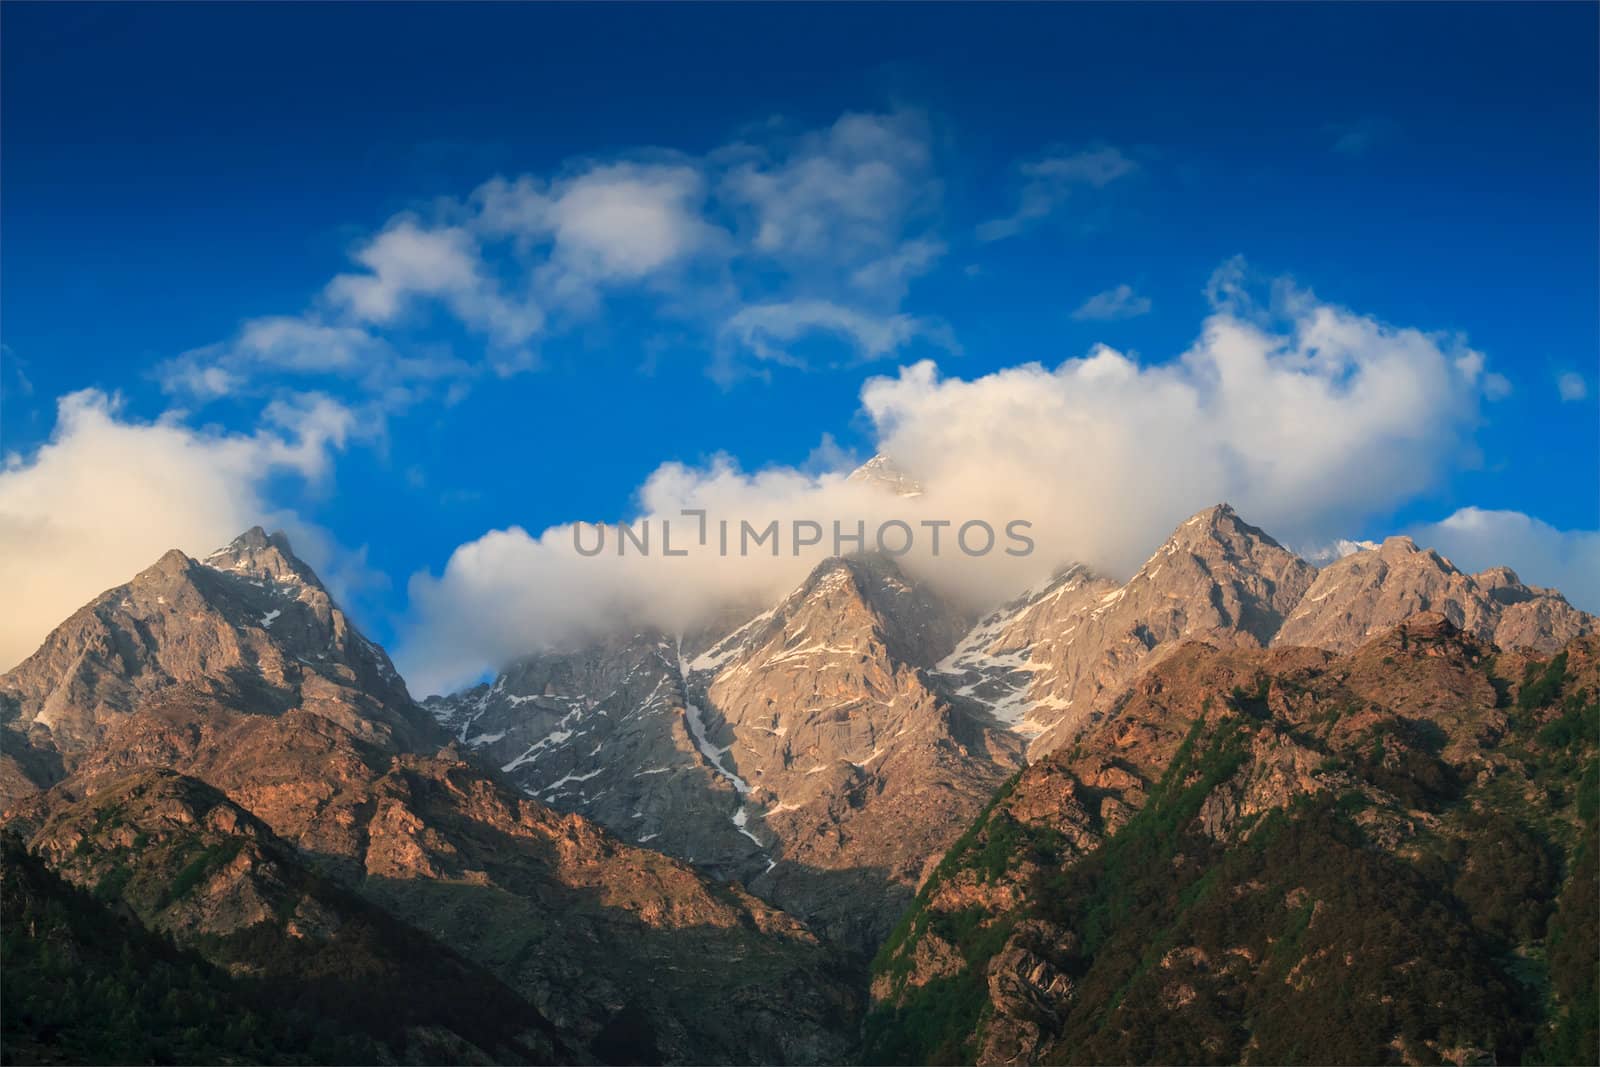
(847, 454, 924, 497)
(948, 504, 1319, 754)
(1475, 562, 1522, 586)
(1160, 502, 1289, 558)
(144, 547, 196, 578)
(200, 525, 319, 587)
(1, 529, 429, 791)
(779, 552, 969, 669)
(1474, 564, 1543, 605)
(1372, 533, 1449, 566)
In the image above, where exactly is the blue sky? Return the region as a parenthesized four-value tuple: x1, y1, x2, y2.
(2, 2, 1596, 686)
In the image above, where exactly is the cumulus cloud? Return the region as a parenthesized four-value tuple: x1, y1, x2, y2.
(0, 390, 361, 671)
(721, 111, 937, 272)
(858, 288, 1491, 599)
(397, 267, 1507, 692)
(978, 146, 1135, 242)
(475, 161, 723, 311)
(1557, 371, 1588, 402)
(325, 218, 543, 345)
(1411, 507, 1600, 613)
(1071, 284, 1151, 321)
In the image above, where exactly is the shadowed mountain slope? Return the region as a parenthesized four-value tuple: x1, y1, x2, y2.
(1, 531, 860, 1065)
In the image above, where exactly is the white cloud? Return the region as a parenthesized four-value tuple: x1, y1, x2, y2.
(326, 221, 479, 321)
(398, 264, 1507, 692)
(1483, 371, 1513, 400)
(721, 110, 936, 273)
(707, 111, 948, 368)
(159, 316, 466, 401)
(718, 300, 956, 376)
(325, 218, 542, 346)
(1071, 284, 1151, 321)
(849, 238, 946, 300)
(1026, 149, 1138, 187)
(0, 390, 359, 671)
(1411, 507, 1599, 613)
(546, 164, 714, 276)
(978, 146, 1135, 242)
(859, 285, 1487, 600)
(476, 162, 722, 311)
(1557, 371, 1589, 402)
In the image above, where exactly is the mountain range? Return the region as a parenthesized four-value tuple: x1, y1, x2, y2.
(2, 473, 1594, 1065)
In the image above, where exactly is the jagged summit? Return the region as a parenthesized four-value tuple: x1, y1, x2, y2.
(419, 499, 1594, 950)
(761, 552, 969, 669)
(1157, 502, 1289, 555)
(202, 525, 320, 587)
(1277, 529, 1592, 653)
(4, 499, 1596, 1064)
(948, 504, 1308, 747)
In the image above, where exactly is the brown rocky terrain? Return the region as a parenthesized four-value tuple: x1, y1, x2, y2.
(868, 618, 1599, 1065)
(425, 630, 766, 884)
(935, 505, 1317, 755)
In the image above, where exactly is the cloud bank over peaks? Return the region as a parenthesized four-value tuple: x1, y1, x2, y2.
(396, 267, 1516, 693)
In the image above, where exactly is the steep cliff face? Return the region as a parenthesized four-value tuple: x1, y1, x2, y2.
(425, 630, 762, 882)
(1, 531, 861, 1065)
(691, 554, 1021, 951)
(868, 620, 1599, 1065)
